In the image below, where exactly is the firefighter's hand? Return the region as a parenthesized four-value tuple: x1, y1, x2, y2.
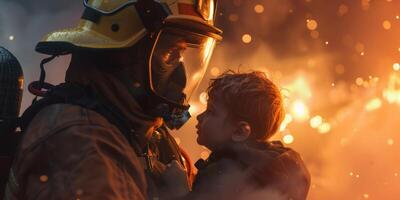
(160, 160, 190, 199)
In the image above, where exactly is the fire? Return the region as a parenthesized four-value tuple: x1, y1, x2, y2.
(393, 63, 400, 71)
(310, 115, 323, 128)
(291, 100, 310, 121)
(317, 122, 331, 134)
(365, 97, 382, 112)
(383, 72, 400, 104)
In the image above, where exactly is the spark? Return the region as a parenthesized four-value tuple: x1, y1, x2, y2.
(310, 115, 323, 128)
(325, 41, 329, 45)
(393, 63, 400, 71)
(242, 34, 252, 44)
(331, 83, 335, 87)
(383, 20, 392, 30)
(349, 172, 354, 176)
(192, 72, 202, 81)
(210, 67, 220, 76)
(306, 19, 318, 30)
(363, 194, 369, 199)
(229, 14, 239, 22)
(254, 4, 264, 14)
(40, 175, 48, 182)
(283, 134, 294, 144)
(199, 92, 208, 105)
(365, 97, 382, 111)
(9, 35, 14, 40)
(318, 122, 331, 134)
(360, 52, 365, 56)
(356, 77, 364, 86)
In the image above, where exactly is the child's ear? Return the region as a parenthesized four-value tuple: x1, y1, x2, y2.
(231, 121, 252, 142)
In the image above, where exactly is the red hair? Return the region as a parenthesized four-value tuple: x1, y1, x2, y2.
(207, 71, 285, 141)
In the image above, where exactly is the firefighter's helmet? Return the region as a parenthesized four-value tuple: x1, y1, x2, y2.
(35, 0, 222, 129)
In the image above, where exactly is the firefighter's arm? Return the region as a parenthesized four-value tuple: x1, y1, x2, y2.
(12, 123, 147, 200)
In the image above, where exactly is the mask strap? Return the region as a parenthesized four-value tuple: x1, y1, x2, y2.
(28, 55, 57, 103)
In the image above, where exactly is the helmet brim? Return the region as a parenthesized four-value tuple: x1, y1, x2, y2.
(35, 21, 147, 55)
(163, 15, 223, 41)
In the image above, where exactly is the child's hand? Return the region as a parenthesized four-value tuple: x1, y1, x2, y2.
(160, 160, 190, 199)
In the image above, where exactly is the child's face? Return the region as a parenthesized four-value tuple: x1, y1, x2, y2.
(196, 96, 236, 151)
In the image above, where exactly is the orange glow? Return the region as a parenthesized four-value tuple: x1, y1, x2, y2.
(365, 97, 382, 111)
(199, 92, 208, 105)
(210, 67, 220, 76)
(383, 72, 400, 104)
(318, 122, 331, 134)
(310, 30, 319, 39)
(283, 134, 294, 144)
(337, 4, 349, 16)
(310, 115, 323, 128)
(254, 4, 264, 14)
(307, 19, 318, 30)
(242, 34, 252, 43)
(393, 63, 400, 71)
(291, 100, 310, 121)
(383, 20, 392, 30)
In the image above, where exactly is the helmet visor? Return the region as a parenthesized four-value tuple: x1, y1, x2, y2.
(149, 28, 217, 106)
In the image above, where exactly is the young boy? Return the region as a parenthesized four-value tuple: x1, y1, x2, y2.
(163, 71, 310, 200)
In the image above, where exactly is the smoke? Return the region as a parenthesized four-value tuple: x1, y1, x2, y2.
(190, 158, 291, 200)
(1, 0, 400, 199)
(0, 0, 81, 111)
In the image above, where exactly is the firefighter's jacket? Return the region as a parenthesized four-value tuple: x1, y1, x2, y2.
(4, 62, 185, 200)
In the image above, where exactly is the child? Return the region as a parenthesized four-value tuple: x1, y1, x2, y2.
(163, 71, 310, 200)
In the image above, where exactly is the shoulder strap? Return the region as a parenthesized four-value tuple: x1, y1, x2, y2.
(19, 83, 143, 154)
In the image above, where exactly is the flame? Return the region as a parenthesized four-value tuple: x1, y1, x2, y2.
(383, 72, 400, 104)
(291, 100, 310, 121)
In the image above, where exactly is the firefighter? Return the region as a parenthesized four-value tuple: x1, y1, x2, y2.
(3, 0, 222, 199)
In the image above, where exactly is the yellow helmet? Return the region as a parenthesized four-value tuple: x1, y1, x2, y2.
(35, 0, 223, 129)
(35, 0, 222, 55)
